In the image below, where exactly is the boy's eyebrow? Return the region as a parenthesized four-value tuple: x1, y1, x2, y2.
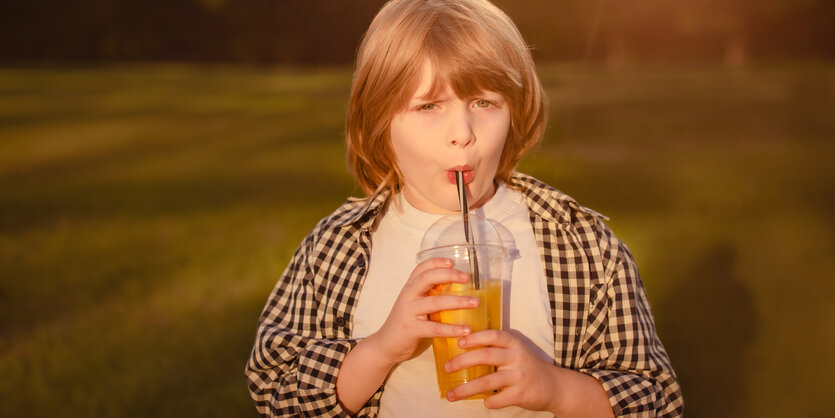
(416, 94, 439, 100)
(411, 91, 503, 104)
(416, 92, 450, 101)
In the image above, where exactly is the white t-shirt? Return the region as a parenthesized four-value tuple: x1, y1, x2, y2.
(352, 184, 554, 417)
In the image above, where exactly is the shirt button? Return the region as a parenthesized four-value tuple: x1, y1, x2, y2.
(356, 257, 366, 267)
(336, 317, 346, 327)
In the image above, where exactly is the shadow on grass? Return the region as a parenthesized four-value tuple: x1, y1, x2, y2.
(658, 242, 759, 417)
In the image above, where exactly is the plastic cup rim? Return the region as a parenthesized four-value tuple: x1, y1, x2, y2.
(416, 243, 507, 263)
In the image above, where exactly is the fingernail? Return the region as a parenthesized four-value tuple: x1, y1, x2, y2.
(460, 272, 469, 281)
(469, 297, 479, 306)
(458, 336, 467, 346)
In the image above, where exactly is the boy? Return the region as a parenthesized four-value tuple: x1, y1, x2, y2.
(247, 1, 683, 416)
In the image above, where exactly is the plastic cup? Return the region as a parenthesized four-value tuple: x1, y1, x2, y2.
(418, 214, 506, 399)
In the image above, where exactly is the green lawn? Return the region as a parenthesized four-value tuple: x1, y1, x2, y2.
(1, 62, 833, 417)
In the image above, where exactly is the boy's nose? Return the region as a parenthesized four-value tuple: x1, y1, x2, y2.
(447, 110, 475, 147)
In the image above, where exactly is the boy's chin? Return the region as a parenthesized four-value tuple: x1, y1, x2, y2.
(401, 188, 464, 214)
(421, 198, 461, 215)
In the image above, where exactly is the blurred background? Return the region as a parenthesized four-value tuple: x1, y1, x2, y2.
(0, 0, 833, 417)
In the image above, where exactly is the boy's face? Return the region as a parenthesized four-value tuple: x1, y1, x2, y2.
(390, 61, 510, 214)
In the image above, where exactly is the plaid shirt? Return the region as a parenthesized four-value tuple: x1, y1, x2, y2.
(246, 172, 683, 417)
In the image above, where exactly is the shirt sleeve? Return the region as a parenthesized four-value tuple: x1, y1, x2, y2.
(578, 234, 684, 417)
(245, 232, 382, 417)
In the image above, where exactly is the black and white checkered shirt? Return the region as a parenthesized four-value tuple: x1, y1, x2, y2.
(246, 172, 683, 417)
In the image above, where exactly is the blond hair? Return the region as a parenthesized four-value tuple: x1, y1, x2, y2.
(346, 0, 547, 197)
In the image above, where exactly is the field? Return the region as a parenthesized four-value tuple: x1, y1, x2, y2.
(1, 62, 833, 417)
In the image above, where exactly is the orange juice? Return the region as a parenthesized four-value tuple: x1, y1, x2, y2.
(428, 280, 502, 399)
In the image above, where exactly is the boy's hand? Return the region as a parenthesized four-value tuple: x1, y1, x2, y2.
(444, 330, 614, 417)
(446, 330, 614, 417)
(443, 329, 563, 412)
(365, 257, 478, 367)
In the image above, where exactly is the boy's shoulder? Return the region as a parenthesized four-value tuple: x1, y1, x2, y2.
(511, 172, 627, 270)
(311, 190, 390, 234)
(510, 172, 609, 226)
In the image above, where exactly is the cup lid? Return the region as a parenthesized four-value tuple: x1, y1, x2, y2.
(419, 213, 505, 252)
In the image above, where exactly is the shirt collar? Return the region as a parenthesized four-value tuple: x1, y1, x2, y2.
(509, 172, 608, 226)
(335, 172, 606, 231)
(336, 187, 391, 230)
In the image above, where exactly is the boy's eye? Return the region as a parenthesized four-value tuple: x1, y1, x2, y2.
(474, 99, 492, 108)
(419, 103, 437, 111)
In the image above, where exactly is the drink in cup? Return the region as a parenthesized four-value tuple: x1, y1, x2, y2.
(428, 274, 502, 398)
(418, 214, 507, 399)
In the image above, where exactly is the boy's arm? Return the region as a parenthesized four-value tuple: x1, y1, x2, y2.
(546, 365, 615, 417)
(335, 333, 395, 414)
(336, 257, 476, 414)
(245, 233, 381, 417)
(579, 237, 684, 417)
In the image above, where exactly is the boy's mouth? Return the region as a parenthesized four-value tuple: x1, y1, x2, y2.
(445, 166, 473, 184)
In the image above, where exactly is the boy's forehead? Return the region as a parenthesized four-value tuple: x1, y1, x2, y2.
(412, 58, 448, 98)
(412, 60, 446, 98)
(411, 59, 488, 100)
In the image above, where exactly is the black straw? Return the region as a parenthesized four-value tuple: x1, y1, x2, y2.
(455, 171, 480, 288)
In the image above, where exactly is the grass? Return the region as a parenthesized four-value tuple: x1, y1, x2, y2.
(1, 62, 833, 417)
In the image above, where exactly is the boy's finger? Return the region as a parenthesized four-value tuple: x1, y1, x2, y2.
(446, 370, 506, 402)
(481, 384, 520, 410)
(418, 320, 472, 338)
(411, 257, 454, 277)
(413, 294, 479, 316)
(444, 346, 505, 372)
(457, 329, 513, 349)
(406, 265, 469, 295)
